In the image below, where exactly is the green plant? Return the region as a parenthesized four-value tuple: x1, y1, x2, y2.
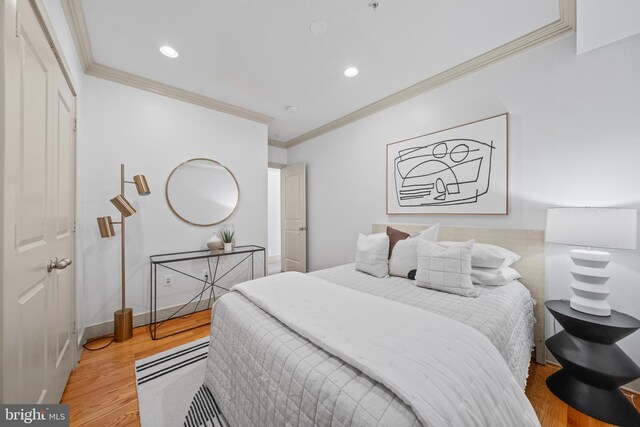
(220, 229, 235, 244)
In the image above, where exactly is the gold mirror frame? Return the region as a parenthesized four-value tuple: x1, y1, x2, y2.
(165, 158, 240, 227)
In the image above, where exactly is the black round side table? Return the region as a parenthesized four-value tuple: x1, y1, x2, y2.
(545, 300, 640, 426)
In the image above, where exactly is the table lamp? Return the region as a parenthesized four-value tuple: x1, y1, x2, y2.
(546, 207, 637, 316)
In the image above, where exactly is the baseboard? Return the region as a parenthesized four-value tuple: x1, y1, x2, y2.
(76, 328, 85, 364)
(83, 298, 217, 340)
(268, 255, 280, 263)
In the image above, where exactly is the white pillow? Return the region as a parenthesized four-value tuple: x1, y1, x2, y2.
(415, 240, 478, 297)
(389, 238, 419, 278)
(471, 267, 521, 287)
(415, 224, 439, 241)
(439, 241, 521, 268)
(355, 233, 389, 278)
(389, 224, 439, 278)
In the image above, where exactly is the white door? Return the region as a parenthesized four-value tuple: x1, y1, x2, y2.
(281, 163, 307, 272)
(1, 0, 77, 404)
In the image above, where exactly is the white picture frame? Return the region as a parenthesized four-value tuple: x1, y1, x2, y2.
(386, 113, 509, 215)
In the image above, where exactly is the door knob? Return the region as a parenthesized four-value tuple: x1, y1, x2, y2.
(298, 226, 307, 231)
(47, 258, 73, 273)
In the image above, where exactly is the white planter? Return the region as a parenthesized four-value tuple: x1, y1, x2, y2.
(224, 242, 233, 251)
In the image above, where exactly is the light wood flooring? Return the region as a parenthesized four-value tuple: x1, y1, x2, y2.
(62, 309, 639, 426)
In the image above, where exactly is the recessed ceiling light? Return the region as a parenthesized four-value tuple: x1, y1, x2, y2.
(309, 20, 327, 35)
(344, 67, 359, 77)
(159, 45, 179, 58)
(286, 105, 299, 113)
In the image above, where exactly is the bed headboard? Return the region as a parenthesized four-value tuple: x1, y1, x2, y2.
(373, 224, 546, 364)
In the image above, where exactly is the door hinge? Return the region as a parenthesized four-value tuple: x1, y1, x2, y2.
(14, 224, 18, 249)
(72, 321, 76, 334)
(72, 219, 77, 233)
(16, 10, 21, 38)
(73, 119, 77, 132)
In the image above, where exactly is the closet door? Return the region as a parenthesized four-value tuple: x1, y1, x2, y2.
(2, 0, 76, 404)
(48, 54, 77, 404)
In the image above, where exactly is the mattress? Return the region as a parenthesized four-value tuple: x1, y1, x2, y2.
(310, 263, 535, 388)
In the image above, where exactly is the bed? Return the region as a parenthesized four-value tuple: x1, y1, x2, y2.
(203, 224, 545, 426)
(311, 263, 534, 388)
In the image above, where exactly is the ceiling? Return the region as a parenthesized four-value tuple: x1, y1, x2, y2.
(80, 0, 560, 142)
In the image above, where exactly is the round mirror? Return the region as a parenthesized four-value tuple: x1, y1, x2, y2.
(165, 158, 239, 226)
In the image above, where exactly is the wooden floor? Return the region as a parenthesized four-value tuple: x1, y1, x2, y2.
(62, 309, 639, 426)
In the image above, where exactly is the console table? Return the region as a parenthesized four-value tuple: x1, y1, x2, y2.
(545, 299, 640, 426)
(149, 245, 266, 339)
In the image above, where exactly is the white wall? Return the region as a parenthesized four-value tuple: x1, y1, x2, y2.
(577, 0, 640, 54)
(80, 75, 268, 329)
(268, 145, 287, 165)
(287, 33, 640, 390)
(267, 169, 281, 258)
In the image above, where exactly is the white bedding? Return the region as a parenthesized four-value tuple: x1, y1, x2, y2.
(231, 272, 539, 427)
(311, 263, 535, 388)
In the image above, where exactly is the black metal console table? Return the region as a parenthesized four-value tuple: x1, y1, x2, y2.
(545, 299, 640, 426)
(149, 245, 266, 340)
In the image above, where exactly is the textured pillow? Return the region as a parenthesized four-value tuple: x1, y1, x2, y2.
(386, 226, 410, 258)
(471, 267, 521, 287)
(439, 241, 521, 268)
(415, 240, 478, 297)
(389, 224, 440, 278)
(355, 233, 389, 278)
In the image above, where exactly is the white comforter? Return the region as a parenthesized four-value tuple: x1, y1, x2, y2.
(312, 263, 535, 388)
(232, 272, 539, 427)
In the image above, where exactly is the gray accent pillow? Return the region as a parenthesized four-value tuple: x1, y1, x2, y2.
(415, 240, 478, 297)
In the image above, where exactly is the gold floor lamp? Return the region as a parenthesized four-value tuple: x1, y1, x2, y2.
(97, 164, 150, 342)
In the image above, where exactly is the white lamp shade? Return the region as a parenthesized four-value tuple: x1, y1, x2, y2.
(546, 207, 637, 250)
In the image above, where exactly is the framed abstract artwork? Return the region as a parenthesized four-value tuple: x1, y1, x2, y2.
(386, 113, 508, 215)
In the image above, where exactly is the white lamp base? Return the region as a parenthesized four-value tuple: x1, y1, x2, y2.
(568, 249, 611, 316)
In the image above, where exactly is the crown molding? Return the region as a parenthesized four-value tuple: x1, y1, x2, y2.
(268, 139, 287, 148)
(559, 0, 577, 31)
(60, 0, 272, 125)
(86, 63, 272, 124)
(60, 0, 92, 71)
(285, 0, 576, 148)
(60, 0, 576, 146)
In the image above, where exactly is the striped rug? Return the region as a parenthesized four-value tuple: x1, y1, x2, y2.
(134, 337, 228, 427)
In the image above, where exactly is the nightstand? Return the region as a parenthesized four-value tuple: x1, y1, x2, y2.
(545, 300, 640, 426)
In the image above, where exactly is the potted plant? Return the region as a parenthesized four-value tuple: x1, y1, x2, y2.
(221, 229, 235, 252)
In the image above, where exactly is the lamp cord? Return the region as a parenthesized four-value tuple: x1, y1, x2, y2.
(83, 273, 211, 350)
(82, 335, 114, 351)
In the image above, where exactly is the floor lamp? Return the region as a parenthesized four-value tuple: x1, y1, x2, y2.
(97, 164, 150, 342)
